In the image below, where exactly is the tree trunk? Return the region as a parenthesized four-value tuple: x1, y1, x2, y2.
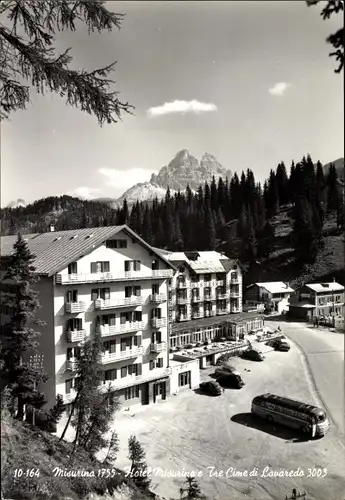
(59, 390, 80, 442)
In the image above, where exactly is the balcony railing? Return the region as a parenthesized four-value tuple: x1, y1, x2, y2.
(177, 315, 189, 322)
(150, 341, 167, 353)
(230, 277, 239, 284)
(216, 280, 226, 287)
(102, 347, 144, 364)
(56, 269, 173, 285)
(192, 312, 203, 319)
(204, 296, 215, 301)
(176, 297, 189, 305)
(216, 293, 228, 300)
(149, 294, 167, 304)
(66, 359, 78, 371)
(230, 308, 240, 313)
(204, 311, 216, 317)
(97, 321, 145, 337)
(230, 292, 240, 298)
(65, 330, 87, 343)
(65, 302, 87, 313)
(150, 317, 167, 328)
(100, 367, 172, 391)
(191, 295, 202, 303)
(95, 297, 144, 310)
(216, 309, 228, 315)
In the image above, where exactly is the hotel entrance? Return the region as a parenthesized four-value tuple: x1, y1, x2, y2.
(153, 381, 167, 403)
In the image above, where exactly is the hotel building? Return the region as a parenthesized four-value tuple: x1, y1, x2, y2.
(0, 226, 199, 410)
(154, 250, 264, 352)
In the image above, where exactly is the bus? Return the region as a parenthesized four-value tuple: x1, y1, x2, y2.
(251, 393, 330, 437)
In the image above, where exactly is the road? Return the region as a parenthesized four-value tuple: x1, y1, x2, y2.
(266, 320, 344, 438)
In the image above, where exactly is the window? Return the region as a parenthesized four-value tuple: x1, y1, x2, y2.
(92, 288, 110, 300)
(67, 318, 82, 331)
(150, 360, 155, 370)
(151, 308, 162, 319)
(101, 314, 116, 326)
(104, 369, 117, 381)
(125, 286, 141, 297)
(156, 358, 163, 368)
(104, 340, 116, 353)
(121, 337, 132, 351)
(204, 288, 211, 298)
(68, 262, 78, 274)
(133, 335, 142, 347)
(152, 331, 162, 343)
(191, 275, 199, 283)
(204, 274, 211, 282)
(66, 290, 78, 303)
(90, 261, 110, 273)
(178, 371, 190, 387)
(152, 260, 160, 270)
(121, 366, 127, 378)
(124, 260, 141, 272)
(67, 347, 81, 360)
(124, 386, 140, 400)
(170, 336, 177, 348)
(65, 378, 74, 394)
(152, 284, 159, 295)
(106, 239, 127, 249)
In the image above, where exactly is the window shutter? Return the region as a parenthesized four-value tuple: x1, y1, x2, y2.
(150, 360, 154, 371)
(109, 314, 116, 326)
(136, 261, 141, 271)
(128, 365, 133, 375)
(121, 340, 126, 351)
(91, 262, 97, 273)
(121, 366, 127, 378)
(137, 364, 142, 375)
(135, 286, 141, 296)
(136, 336, 142, 347)
(125, 261, 130, 272)
(66, 291, 72, 303)
(104, 261, 110, 272)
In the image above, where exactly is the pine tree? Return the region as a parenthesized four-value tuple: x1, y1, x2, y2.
(292, 197, 320, 263)
(276, 162, 289, 205)
(326, 163, 340, 213)
(103, 430, 120, 464)
(179, 476, 205, 499)
(1, 234, 47, 420)
(0, 1, 133, 123)
(128, 435, 151, 490)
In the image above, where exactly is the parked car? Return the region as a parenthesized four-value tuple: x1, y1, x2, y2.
(241, 349, 265, 361)
(199, 380, 222, 396)
(215, 364, 241, 378)
(273, 339, 290, 352)
(218, 373, 245, 389)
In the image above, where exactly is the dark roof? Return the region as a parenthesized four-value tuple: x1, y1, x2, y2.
(220, 258, 240, 272)
(172, 310, 263, 334)
(0, 225, 176, 277)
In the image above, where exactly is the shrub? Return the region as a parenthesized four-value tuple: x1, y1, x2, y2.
(199, 381, 222, 396)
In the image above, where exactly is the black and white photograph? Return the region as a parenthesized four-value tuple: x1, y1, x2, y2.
(0, 1, 344, 499)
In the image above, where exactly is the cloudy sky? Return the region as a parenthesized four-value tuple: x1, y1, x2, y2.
(2, 0, 344, 206)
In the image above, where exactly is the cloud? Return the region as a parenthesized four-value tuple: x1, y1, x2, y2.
(147, 99, 217, 117)
(68, 187, 100, 199)
(268, 82, 291, 96)
(99, 167, 150, 189)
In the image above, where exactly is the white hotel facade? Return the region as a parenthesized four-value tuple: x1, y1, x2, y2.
(0, 226, 200, 411)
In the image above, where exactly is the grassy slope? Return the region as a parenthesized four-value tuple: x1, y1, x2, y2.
(245, 207, 345, 287)
(1, 414, 155, 500)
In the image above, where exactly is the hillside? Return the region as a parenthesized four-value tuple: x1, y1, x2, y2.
(1, 413, 156, 500)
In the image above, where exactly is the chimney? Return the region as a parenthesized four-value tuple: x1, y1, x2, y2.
(333, 277, 335, 283)
(50, 225, 55, 232)
(286, 282, 289, 289)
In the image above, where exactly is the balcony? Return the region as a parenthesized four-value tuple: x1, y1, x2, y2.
(230, 291, 240, 298)
(176, 296, 189, 305)
(230, 277, 239, 284)
(65, 302, 87, 313)
(204, 311, 216, 317)
(191, 295, 202, 303)
(56, 269, 173, 285)
(65, 330, 87, 343)
(192, 312, 203, 319)
(95, 297, 144, 310)
(216, 309, 228, 316)
(216, 292, 228, 300)
(97, 321, 145, 337)
(100, 367, 172, 392)
(204, 296, 215, 302)
(149, 294, 167, 304)
(150, 341, 167, 353)
(63, 390, 77, 404)
(177, 315, 189, 322)
(177, 282, 188, 289)
(217, 280, 226, 287)
(101, 347, 144, 364)
(230, 308, 240, 314)
(66, 359, 78, 371)
(150, 318, 167, 328)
